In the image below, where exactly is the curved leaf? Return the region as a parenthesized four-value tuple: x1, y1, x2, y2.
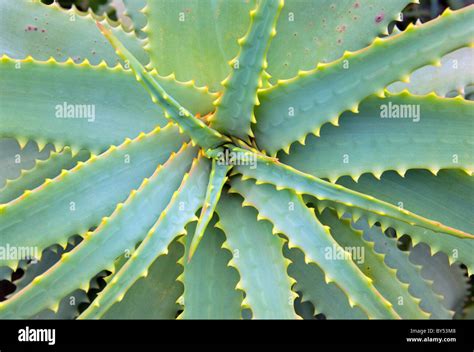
(0, 125, 186, 268)
(229, 177, 399, 319)
(389, 47, 474, 96)
(210, 0, 283, 140)
(98, 23, 230, 151)
(280, 93, 473, 181)
(122, 0, 147, 32)
(409, 243, 470, 316)
(337, 170, 474, 273)
(179, 219, 242, 319)
(0, 0, 148, 66)
(267, 0, 414, 83)
(188, 160, 230, 261)
(79, 156, 210, 319)
(319, 210, 432, 319)
(102, 238, 183, 319)
(284, 244, 367, 319)
(0, 55, 215, 154)
(0, 139, 53, 188)
(349, 221, 453, 319)
(0, 144, 197, 318)
(233, 148, 473, 239)
(216, 192, 298, 319)
(11, 240, 88, 319)
(0, 147, 89, 204)
(255, 6, 474, 154)
(144, 0, 255, 91)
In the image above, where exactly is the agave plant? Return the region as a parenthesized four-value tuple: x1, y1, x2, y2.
(0, 0, 472, 320)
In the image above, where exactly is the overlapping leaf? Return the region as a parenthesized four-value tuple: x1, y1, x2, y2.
(0, 0, 148, 66)
(280, 92, 473, 182)
(0, 125, 186, 269)
(255, 7, 474, 154)
(0, 145, 197, 318)
(0, 55, 214, 154)
(179, 219, 242, 319)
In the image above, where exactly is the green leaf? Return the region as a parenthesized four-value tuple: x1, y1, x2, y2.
(0, 144, 197, 318)
(11, 240, 88, 319)
(339, 170, 473, 235)
(267, 0, 414, 83)
(284, 244, 368, 319)
(0, 147, 89, 204)
(350, 221, 453, 319)
(255, 6, 474, 154)
(210, 0, 283, 141)
(0, 139, 53, 187)
(179, 218, 242, 319)
(216, 192, 298, 319)
(0, 125, 186, 269)
(388, 47, 474, 97)
(318, 209, 432, 319)
(79, 156, 210, 319)
(280, 93, 474, 182)
(122, 0, 147, 32)
(102, 238, 183, 319)
(144, 0, 256, 91)
(0, 0, 148, 66)
(409, 243, 470, 316)
(0, 55, 215, 154)
(337, 170, 474, 273)
(0, 266, 12, 280)
(97, 23, 230, 151)
(233, 149, 473, 239)
(188, 160, 230, 261)
(229, 177, 399, 319)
